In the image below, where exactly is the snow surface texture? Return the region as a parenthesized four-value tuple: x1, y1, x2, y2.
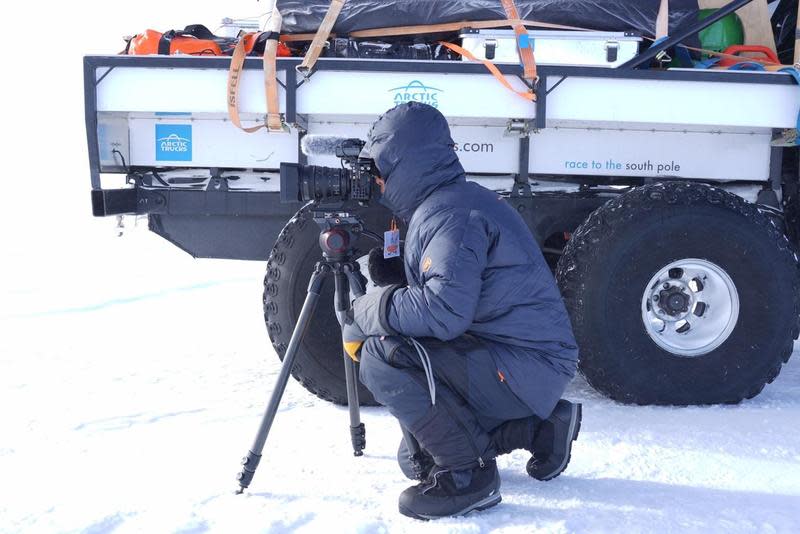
(3, 1, 800, 532)
(4, 228, 800, 534)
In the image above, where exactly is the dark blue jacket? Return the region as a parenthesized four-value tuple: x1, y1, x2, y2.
(358, 102, 578, 418)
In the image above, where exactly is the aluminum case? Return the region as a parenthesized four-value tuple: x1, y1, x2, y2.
(459, 29, 642, 67)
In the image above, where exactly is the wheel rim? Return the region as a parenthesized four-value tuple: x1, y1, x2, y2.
(640, 258, 739, 357)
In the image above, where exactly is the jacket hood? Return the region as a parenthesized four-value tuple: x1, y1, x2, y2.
(364, 102, 465, 220)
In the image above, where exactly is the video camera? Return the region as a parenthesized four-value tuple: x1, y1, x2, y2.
(280, 136, 379, 204)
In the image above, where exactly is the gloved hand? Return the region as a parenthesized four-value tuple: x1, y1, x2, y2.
(368, 246, 407, 287)
(342, 310, 367, 362)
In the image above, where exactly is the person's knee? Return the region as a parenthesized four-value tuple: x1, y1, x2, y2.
(361, 335, 406, 363)
(359, 335, 405, 390)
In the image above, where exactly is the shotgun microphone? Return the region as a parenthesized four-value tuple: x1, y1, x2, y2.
(301, 135, 369, 158)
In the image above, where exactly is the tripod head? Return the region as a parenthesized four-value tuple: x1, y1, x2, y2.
(312, 211, 364, 262)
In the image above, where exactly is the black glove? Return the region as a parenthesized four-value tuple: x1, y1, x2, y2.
(368, 246, 407, 287)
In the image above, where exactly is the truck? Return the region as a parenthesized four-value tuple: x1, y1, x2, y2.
(84, 0, 800, 408)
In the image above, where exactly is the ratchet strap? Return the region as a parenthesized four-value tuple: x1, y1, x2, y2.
(297, 0, 347, 77)
(500, 0, 537, 87)
(227, 4, 285, 133)
(227, 32, 284, 132)
(438, 41, 535, 102)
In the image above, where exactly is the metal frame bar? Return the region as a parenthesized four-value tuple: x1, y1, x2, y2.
(84, 59, 102, 190)
(770, 146, 784, 192)
(83, 55, 795, 85)
(514, 136, 532, 198)
(535, 76, 547, 130)
(284, 65, 297, 124)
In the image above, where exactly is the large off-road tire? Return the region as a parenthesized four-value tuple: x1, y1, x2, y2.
(263, 206, 390, 406)
(557, 181, 800, 405)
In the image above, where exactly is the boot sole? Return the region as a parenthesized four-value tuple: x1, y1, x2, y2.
(529, 402, 582, 482)
(399, 492, 502, 520)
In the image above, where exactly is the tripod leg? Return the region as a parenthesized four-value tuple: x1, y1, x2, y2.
(334, 270, 366, 456)
(235, 264, 328, 493)
(344, 355, 365, 455)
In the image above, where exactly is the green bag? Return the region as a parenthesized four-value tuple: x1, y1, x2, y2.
(698, 9, 745, 58)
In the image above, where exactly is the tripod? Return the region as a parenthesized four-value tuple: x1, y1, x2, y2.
(235, 212, 374, 493)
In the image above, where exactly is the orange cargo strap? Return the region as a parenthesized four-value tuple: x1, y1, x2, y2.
(655, 0, 669, 40)
(298, 0, 347, 77)
(438, 41, 535, 102)
(228, 4, 285, 133)
(227, 33, 284, 132)
(500, 0, 538, 87)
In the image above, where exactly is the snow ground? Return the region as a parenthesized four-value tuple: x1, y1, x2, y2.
(3, 1, 800, 532)
(3, 225, 800, 534)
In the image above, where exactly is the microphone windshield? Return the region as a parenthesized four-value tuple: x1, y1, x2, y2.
(300, 135, 354, 156)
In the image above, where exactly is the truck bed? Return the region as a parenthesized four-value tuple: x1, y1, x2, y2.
(85, 55, 799, 185)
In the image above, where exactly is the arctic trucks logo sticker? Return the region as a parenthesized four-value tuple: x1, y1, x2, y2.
(389, 80, 443, 108)
(155, 124, 192, 161)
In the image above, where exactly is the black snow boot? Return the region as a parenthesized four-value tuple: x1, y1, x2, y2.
(398, 460, 501, 520)
(526, 399, 582, 481)
(397, 437, 435, 481)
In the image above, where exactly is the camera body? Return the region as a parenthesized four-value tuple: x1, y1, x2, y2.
(280, 137, 378, 205)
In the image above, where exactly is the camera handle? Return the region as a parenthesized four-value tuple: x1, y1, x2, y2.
(236, 218, 369, 494)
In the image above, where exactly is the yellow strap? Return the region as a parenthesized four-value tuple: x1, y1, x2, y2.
(298, 0, 347, 76)
(264, 38, 283, 131)
(438, 41, 535, 102)
(227, 36, 284, 132)
(227, 37, 261, 132)
(500, 0, 537, 84)
(227, 3, 285, 134)
(655, 0, 669, 40)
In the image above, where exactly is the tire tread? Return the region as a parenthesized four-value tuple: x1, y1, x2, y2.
(556, 181, 800, 405)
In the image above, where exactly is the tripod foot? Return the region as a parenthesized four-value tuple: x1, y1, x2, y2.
(351, 423, 366, 456)
(235, 451, 262, 493)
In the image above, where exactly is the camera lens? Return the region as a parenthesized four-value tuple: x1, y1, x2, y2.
(280, 162, 372, 204)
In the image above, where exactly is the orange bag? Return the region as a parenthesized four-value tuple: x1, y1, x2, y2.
(125, 25, 291, 57)
(126, 25, 233, 55)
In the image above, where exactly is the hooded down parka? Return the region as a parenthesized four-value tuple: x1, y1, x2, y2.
(355, 102, 578, 419)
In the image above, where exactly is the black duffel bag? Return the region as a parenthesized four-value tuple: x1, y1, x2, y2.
(277, 0, 700, 38)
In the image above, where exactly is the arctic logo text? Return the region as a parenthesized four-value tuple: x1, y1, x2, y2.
(155, 124, 192, 162)
(389, 80, 443, 108)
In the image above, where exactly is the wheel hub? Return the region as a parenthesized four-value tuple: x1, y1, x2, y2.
(641, 258, 739, 357)
(657, 285, 691, 317)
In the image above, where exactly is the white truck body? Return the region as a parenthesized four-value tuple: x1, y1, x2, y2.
(92, 57, 799, 184)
